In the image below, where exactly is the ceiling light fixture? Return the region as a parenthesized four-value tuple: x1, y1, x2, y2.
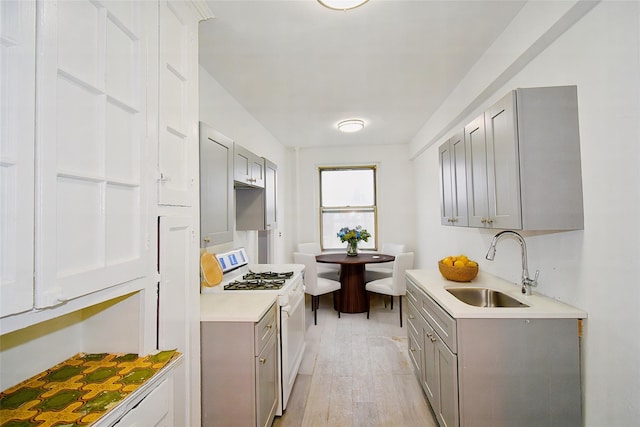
(337, 119, 365, 133)
(317, 0, 369, 12)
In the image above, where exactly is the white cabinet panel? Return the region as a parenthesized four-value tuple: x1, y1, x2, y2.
(106, 102, 140, 183)
(35, 0, 149, 308)
(158, 216, 192, 352)
(0, 0, 36, 317)
(158, 1, 197, 207)
(57, 0, 100, 86)
(158, 216, 194, 427)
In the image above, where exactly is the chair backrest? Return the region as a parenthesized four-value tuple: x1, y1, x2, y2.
(381, 243, 406, 256)
(297, 242, 322, 255)
(293, 252, 319, 294)
(391, 252, 414, 294)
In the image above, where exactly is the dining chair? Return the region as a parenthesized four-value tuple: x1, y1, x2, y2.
(366, 252, 414, 327)
(293, 252, 342, 325)
(366, 243, 407, 281)
(297, 242, 340, 280)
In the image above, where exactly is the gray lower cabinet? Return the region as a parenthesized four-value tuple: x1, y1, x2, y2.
(201, 303, 278, 427)
(407, 278, 582, 427)
(407, 281, 458, 427)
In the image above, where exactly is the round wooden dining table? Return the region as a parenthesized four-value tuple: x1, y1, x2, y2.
(316, 253, 395, 313)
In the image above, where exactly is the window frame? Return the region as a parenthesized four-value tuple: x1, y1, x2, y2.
(318, 165, 378, 251)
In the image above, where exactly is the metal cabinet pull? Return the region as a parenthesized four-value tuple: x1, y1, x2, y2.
(259, 357, 267, 364)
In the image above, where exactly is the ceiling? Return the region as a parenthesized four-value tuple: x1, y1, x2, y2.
(199, 0, 527, 149)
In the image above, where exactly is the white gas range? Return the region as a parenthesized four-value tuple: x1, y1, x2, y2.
(201, 248, 306, 416)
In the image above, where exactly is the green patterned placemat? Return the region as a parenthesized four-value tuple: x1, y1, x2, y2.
(0, 350, 179, 426)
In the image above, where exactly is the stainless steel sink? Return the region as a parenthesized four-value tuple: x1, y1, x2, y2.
(446, 287, 529, 308)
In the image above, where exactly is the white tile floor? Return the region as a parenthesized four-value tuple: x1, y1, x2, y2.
(273, 293, 438, 427)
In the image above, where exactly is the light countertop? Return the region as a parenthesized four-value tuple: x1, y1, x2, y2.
(200, 293, 277, 322)
(406, 269, 587, 319)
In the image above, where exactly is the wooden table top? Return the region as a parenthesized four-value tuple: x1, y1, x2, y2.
(316, 253, 395, 265)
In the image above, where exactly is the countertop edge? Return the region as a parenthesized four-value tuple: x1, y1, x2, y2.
(200, 293, 277, 322)
(406, 269, 587, 320)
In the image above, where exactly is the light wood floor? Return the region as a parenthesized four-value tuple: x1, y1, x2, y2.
(273, 293, 438, 427)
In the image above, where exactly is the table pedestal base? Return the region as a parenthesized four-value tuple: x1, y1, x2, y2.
(334, 264, 368, 313)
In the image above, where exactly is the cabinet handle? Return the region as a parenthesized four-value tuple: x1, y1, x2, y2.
(486, 218, 494, 224)
(426, 332, 437, 343)
(203, 237, 210, 243)
(259, 357, 267, 364)
(480, 217, 486, 224)
(266, 324, 273, 330)
(410, 347, 416, 352)
(408, 314, 415, 319)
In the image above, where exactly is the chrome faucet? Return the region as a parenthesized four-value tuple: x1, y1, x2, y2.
(485, 230, 539, 295)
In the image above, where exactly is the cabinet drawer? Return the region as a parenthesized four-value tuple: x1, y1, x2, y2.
(255, 304, 277, 355)
(406, 283, 420, 306)
(406, 299, 420, 337)
(114, 377, 172, 426)
(420, 292, 457, 353)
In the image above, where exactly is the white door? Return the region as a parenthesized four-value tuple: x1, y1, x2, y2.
(0, 0, 36, 316)
(157, 1, 198, 206)
(35, 0, 149, 308)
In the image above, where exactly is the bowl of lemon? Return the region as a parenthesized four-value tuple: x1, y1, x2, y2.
(438, 255, 478, 282)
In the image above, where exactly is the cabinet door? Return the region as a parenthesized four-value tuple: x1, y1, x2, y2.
(0, 0, 36, 316)
(439, 132, 467, 226)
(435, 339, 459, 427)
(199, 123, 234, 246)
(158, 216, 194, 427)
(235, 145, 264, 188)
(256, 332, 278, 427)
(485, 91, 521, 229)
(234, 144, 252, 185)
(158, 0, 198, 206)
(439, 142, 454, 226)
(422, 322, 438, 407)
(35, 0, 149, 308)
(264, 160, 277, 229)
(465, 114, 489, 228)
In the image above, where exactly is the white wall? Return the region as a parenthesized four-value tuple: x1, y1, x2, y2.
(292, 144, 415, 259)
(199, 66, 293, 263)
(411, 2, 640, 425)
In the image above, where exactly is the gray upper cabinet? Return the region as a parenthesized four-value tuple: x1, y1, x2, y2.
(199, 122, 234, 246)
(234, 144, 265, 188)
(264, 160, 277, 230)
(236, 158, 277, 231)
(464, 85, 584, 231)
(439, 131, 468, 227)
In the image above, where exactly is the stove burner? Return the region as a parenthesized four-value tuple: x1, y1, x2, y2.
(243, 270, 294, 281)
(224, 278, 285, 291)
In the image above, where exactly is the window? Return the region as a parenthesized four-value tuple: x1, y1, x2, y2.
(319, 166, 377, 250)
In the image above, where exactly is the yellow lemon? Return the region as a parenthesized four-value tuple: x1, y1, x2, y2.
(443, 257, 454, 267)
(467, 261, 478, 267)
(454, 260, 465, 268)
(458, 255, 469, 263)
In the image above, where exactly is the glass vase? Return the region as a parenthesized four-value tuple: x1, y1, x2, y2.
(346, 240, 358, 257)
